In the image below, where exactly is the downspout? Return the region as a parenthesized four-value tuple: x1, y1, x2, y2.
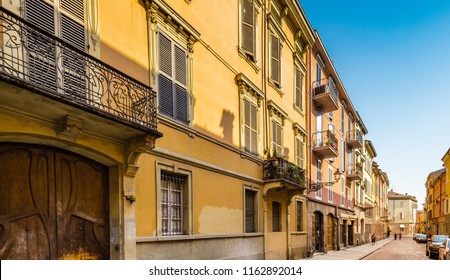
(307, 36, 313, 252)
(262, 0, 268, 260)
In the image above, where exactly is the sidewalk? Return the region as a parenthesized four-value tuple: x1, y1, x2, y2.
(306, 237, 394, 260)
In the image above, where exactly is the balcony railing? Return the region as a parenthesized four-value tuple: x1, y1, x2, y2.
(312, 79, 339, 113)
(312, 130, 338, 158)
(0, 7, 158, 133)
(346, 163, 363, 181)
(346, 130, 363, 149)
(263, 157, 306, 187)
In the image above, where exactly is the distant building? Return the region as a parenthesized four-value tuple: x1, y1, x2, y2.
(441, 149, 450, 235)
(424, 168, 446, 236)
(388, 190, 418, 236)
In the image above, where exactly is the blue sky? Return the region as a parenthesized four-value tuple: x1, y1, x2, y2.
(300, 0, 450, 208)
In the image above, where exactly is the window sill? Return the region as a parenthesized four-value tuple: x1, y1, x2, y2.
(237, 47, 260, 73)
(268, 78, 284, 96)
(293, 104, 305, 117)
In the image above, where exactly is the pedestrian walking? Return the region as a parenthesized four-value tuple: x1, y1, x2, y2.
(399, 233, 402, 240)
(371, 233, 376, 245)
(394, 233, 397, 240)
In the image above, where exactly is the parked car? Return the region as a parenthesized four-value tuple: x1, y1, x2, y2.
(415, 233, 427, 243)
(426, 235, 449, 259)
(438, 238, 450, 260)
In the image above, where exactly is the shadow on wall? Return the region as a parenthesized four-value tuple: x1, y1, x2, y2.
(220, 110, 234, 145)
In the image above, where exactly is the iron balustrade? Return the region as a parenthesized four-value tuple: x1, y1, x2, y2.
(347, 129, 362, 144)
(312, 79, 338, 105)
(312, 130, 338, 151)
(263, 157, 306, 187)
(347, 163, 363, 177)
(0, 7, 158, 133)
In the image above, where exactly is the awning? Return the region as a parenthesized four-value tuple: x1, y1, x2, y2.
(400, 224, 405, 228)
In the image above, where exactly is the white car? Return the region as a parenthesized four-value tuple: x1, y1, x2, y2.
(438, 238, 450, 260)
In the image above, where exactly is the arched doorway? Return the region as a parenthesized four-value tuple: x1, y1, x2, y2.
(0, 143, 110, 259)
(326, 214, 335, 251)
(312, 211, 324, 252)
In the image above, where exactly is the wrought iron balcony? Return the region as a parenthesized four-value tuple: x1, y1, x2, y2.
(312, 130, 338, 158)
(346, 130, 363, 149)
(312, 79, 339, 113)
(0, 7, 159, 135)
(263, 157, 306, 188)
(346, 163, 363, 181)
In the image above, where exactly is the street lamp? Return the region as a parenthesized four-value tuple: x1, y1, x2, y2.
(307, 168, 343, 193)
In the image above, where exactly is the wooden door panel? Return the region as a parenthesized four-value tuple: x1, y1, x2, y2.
(0, 146, 55, 259)
(0, 144, 109, 260)
(55, 152, 109, 260)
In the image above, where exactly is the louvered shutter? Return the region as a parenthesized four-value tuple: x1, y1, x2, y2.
(272, 120, 282, 156)
(158, 33, 174, 117)
(295, 68, 302, 108)
(244, 99, 251, 152)
(59, 0, 86, 100)
(270, 35, 280, 85)
(244, 99, 258, 154)
(158, 32, 189, 124)
(26, 0, 57, 91)
(242, 0, 255, 59)
(174, 45, 189, 124)
(250, 102, 257, 154)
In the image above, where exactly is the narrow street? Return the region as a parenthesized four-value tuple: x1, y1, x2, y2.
(362, 236, 428, 260)
(310, 236, 432, 260)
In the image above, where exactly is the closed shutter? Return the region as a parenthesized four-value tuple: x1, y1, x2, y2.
(250, 102, 257, 154)
(244, 99, 251, 152)
(26, 0, 86, 99)
(59, 0, 86, 100)
(270, 35, 280, 85)
(295, 68, 302, 108)
(244, 99, 258, 154)
(296, 138, 304, 168)
(158, 32, 189, 124)
(26, 0, 57, 91)
(174, 45, 189, 124)
(158, 33, 174, 117)
(242, 0, 255, 59)
(272, 120, 282, 156)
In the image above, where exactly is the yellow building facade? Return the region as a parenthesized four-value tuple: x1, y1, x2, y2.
(1, 0, 390, 260)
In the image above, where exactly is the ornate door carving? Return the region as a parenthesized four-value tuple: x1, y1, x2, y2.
(0, 144, 109, 259)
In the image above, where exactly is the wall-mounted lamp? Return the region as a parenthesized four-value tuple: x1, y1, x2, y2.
(308, 169, 343, 193)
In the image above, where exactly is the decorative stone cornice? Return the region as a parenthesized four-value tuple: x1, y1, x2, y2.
(293, 123, 307, 141)
(267, 100, 287, 125)
(235, 73, 265, 107)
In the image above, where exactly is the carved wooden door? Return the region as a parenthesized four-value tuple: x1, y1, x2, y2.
(0, 144, 109, 259)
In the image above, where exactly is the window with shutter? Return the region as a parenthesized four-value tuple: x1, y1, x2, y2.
(271, 120, 282, 157)
(270, 35, 280, 86)
(295, 137, 304, 168)
(295, 68, 303, 109)
(25, 0, 86, 99)
(158, 32, 189, 124)
(316, 159, 322, 197)
(242, 0, 255, 60)
(244, 98, 258, 154)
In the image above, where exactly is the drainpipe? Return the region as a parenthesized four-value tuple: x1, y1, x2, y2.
(307, 35, 313, 251)
(262, 0, 268, 260)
